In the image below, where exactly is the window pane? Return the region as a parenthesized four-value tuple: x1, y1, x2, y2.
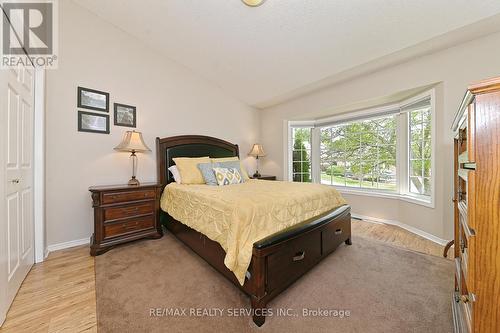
(423, 139, 431, 159)
(331, 125, 345, 137)
(378, 175, 396, 191)
(320, 114, 397, 192)
(410, 142, 422, 159)
(291, 128, 312, 183)
(424, 177, 431, 196)
(332, 163, 346, 186)
(410, 176, 424, 194)
(377, 130, 395, 145)
(293, 162, 304, 172)
(292, 150, 301, 161)
(378, 144, 396, 161)
(410, 110, 423, 125)
(410, 160, 422, 177)
(378, 160, 396, 190)
(321, 172, 332, 185)
(361, 161, 377, 189)
(376, 116, 396, 130)
(422, 109, 431, 125)
(423, 159, 431, 177)
(408, 103, 432, 196)
(345, 167, 361, 188)
(410, 126, 423, 143)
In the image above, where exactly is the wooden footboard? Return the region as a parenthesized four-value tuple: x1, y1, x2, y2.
(162, 204, 351, 326)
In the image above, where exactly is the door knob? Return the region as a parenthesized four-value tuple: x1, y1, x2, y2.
(10, 179, 20, 184)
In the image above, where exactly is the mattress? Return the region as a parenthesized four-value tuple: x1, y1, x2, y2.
(160, 179, 347, 285)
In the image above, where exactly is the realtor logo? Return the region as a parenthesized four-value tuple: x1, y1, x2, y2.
(1, 0, 58, 68)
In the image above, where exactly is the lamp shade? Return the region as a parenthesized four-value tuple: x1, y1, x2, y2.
(114, 130, 151, 153)
(248, 144, 266, 157)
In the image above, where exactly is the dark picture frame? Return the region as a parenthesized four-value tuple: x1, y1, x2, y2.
(78, 111, 110, 134)
(114, 103, 137, 128)
(77, 86, 109, 112)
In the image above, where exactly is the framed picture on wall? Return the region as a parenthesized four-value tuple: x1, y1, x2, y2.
(114, 103, 136, 128)
(78, 111, 110, 134)
(77, 86, 109, 112)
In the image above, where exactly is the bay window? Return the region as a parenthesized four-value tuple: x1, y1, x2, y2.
(288, 90, 434, 206)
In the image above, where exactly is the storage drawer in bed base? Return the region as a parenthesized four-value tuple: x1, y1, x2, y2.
(162, 205, 351, 327)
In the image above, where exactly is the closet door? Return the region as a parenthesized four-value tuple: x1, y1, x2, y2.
(0, 64, 35, 324)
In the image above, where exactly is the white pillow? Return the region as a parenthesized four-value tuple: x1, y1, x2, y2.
(168, 165, 182, 184)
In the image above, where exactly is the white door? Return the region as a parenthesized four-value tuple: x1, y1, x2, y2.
(0, 63, 35, 323)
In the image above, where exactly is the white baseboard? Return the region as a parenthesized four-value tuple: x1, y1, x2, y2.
(47, 237, 90, 253)
(352, 213, 449, 246)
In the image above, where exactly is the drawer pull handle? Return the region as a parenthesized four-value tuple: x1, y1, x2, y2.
(293, 251, 305, 261)
(335, 229, 343, 235)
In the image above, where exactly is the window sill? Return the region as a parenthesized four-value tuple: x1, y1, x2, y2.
(334, 186, 434, 209)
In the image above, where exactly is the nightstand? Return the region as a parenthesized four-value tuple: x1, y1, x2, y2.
(250, 175, 276, 181)
(89, 183, 163, 256)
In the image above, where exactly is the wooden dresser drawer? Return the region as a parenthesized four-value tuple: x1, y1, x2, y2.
(103, 201, 155, 222)
(266, 230, 321, 292)
(89, 183, 162, 256)
(322, 215, 351, 255)
(104, 216, 155, 239)
(102, 189, 156, 204)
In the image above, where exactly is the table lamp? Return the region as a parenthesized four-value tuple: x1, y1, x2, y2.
(248, 144, 266, 178)
(114, 130, 151, 186)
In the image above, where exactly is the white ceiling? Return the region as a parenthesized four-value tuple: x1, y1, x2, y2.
(74, 0, 500, 108)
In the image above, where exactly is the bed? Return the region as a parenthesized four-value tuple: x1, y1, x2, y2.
(156, 135, 351, 326)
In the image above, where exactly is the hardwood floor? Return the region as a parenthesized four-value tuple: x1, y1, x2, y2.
(0, 219, 449, 333)
(352, 218, 449, 258)
(0, 246, 96, 333)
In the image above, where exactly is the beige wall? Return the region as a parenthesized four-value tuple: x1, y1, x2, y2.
(259, 31, 500, 240)
(45, 1, 259, 247)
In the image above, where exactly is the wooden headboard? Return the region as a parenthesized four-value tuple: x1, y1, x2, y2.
(156, 135, 240, 187)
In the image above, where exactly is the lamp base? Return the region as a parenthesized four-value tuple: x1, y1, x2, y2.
(252, 171, 261, 178)
(128, 176, 140, 186)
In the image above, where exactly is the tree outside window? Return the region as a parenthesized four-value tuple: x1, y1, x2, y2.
(409, 107, 432, 195)
(292, 128, 312, 182)
(320, 115, 397, 191)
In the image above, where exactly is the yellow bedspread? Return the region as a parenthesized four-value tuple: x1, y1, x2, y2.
(160, 180, 347, 285)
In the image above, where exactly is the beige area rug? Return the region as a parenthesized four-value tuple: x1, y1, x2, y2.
(95, 233, 453, 333)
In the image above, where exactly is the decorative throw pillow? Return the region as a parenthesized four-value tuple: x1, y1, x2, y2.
(213, 167, 243, 186)
(213, 161, 246, 183)
(197, 162, 218, 185)
(168, 165, 182, 184)
(211, 157, 250, 180)
(172, 156, 210, 184)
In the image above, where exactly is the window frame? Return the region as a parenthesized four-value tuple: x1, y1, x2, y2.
(401, 90, 436, 207)
(287, 123, 314, 182)
(286, 89, 435, 208)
